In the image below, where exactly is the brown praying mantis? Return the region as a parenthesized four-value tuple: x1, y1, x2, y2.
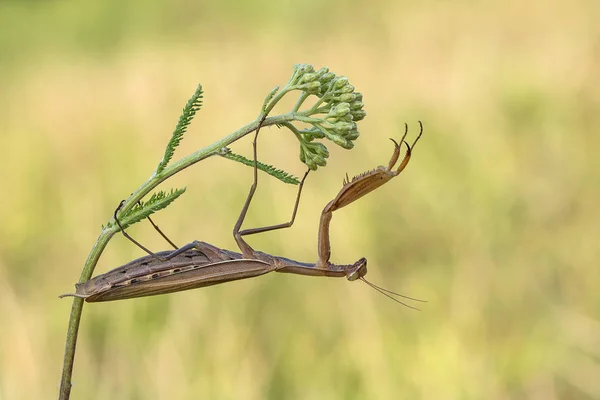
(61, 121, 424, 308)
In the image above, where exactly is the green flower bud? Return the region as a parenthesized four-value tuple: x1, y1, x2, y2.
(299, 140, 330, 170)
(329, 102, 351, 118)
(320, 72, 335, 83)
(306, 141, 329, 157)
(351, 110, 366, 121)
(313, 154, 326, 166)
(305, 158, 317, 170)
(290, 64, 316, 86)
(323, 96, 343, 104)
(350, 101, 364, 110)
(300, 73, 318, 83)
(330, 134, 349, 148)
(338, 93, 356, 103)
(340, 84, 354, 94)
(354, 92, 363, 102)
(315, 142, 329, 157)
(338, 113, 354, 122)
(334, 77, 349, 89)
(340, 140, 354, 150)
(334, 121, 355, 133)
(298, 64, 315, 74)
(302, 128, 325, 140)
(299, 81, 322, 94)
(345, 130, 359, 141)
(315, 67, 329, 78)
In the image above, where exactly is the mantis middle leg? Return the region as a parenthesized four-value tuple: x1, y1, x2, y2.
(233, 118, 311, 257)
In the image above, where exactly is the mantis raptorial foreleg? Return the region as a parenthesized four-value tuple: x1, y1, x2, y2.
(317, 122, 423, 267)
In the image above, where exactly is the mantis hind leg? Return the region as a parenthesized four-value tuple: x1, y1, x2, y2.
(113, 200, 182, 261)
(145, 214, 178, 250)
(113, 200, 166, 260)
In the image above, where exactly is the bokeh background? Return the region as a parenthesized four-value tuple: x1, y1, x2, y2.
(1, 0, 599, 399)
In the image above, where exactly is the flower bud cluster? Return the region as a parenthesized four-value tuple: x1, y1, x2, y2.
(299, 141, 330, 170)
(292, 65, 366, 123)
(286, 64, 367, 169)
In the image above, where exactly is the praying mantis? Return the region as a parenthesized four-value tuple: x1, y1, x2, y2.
(61, 121, 423, 308)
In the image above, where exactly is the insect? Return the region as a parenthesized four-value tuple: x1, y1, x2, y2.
(61, 122, 423, 308)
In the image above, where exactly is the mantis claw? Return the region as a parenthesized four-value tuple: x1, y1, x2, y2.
(325, 122, 423, 213)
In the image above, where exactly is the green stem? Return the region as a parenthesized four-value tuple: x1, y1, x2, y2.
(292, 92, 310, 112)
(294, 114, 326, 125)
(307, 95, 326, 114)
(58, 112, 296, 400)
(280, 121, 304, 143)
(263, 86, 293, 116)
(59, 230, 114, 400)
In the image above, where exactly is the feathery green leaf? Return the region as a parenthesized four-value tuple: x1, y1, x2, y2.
(156, 84, 204, 173)
(220, 148, 300, 185)
(262, 86, 280, 113)
(109, 188, 186, 231)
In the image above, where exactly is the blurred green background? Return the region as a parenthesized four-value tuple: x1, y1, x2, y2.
(1, 0, 599, 398)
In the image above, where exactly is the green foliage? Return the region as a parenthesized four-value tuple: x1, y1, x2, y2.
(108, 188, 186, 231)
(220, 148, 300, 185)
(156, 84, 204, 173)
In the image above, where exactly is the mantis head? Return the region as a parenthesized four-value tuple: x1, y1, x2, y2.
(334, 122, 425, 310)
(346, 257, 368, 281)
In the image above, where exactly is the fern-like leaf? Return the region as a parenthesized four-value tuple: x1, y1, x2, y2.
(262, 86, 280, 113)
(220, 148, 300, 185)
(109, 188, 186, 231)
(156, 84, 204, 173)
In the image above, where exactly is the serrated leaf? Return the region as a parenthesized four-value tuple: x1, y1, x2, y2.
(110, 188, 186, 231)
(220, 148, 300, 185)
(157, 84, 204, 173)
(262, 86, 280, 112)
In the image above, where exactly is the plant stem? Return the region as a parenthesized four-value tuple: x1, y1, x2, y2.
(59, 230, 114, 399)
(58, 112, 296, 400)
